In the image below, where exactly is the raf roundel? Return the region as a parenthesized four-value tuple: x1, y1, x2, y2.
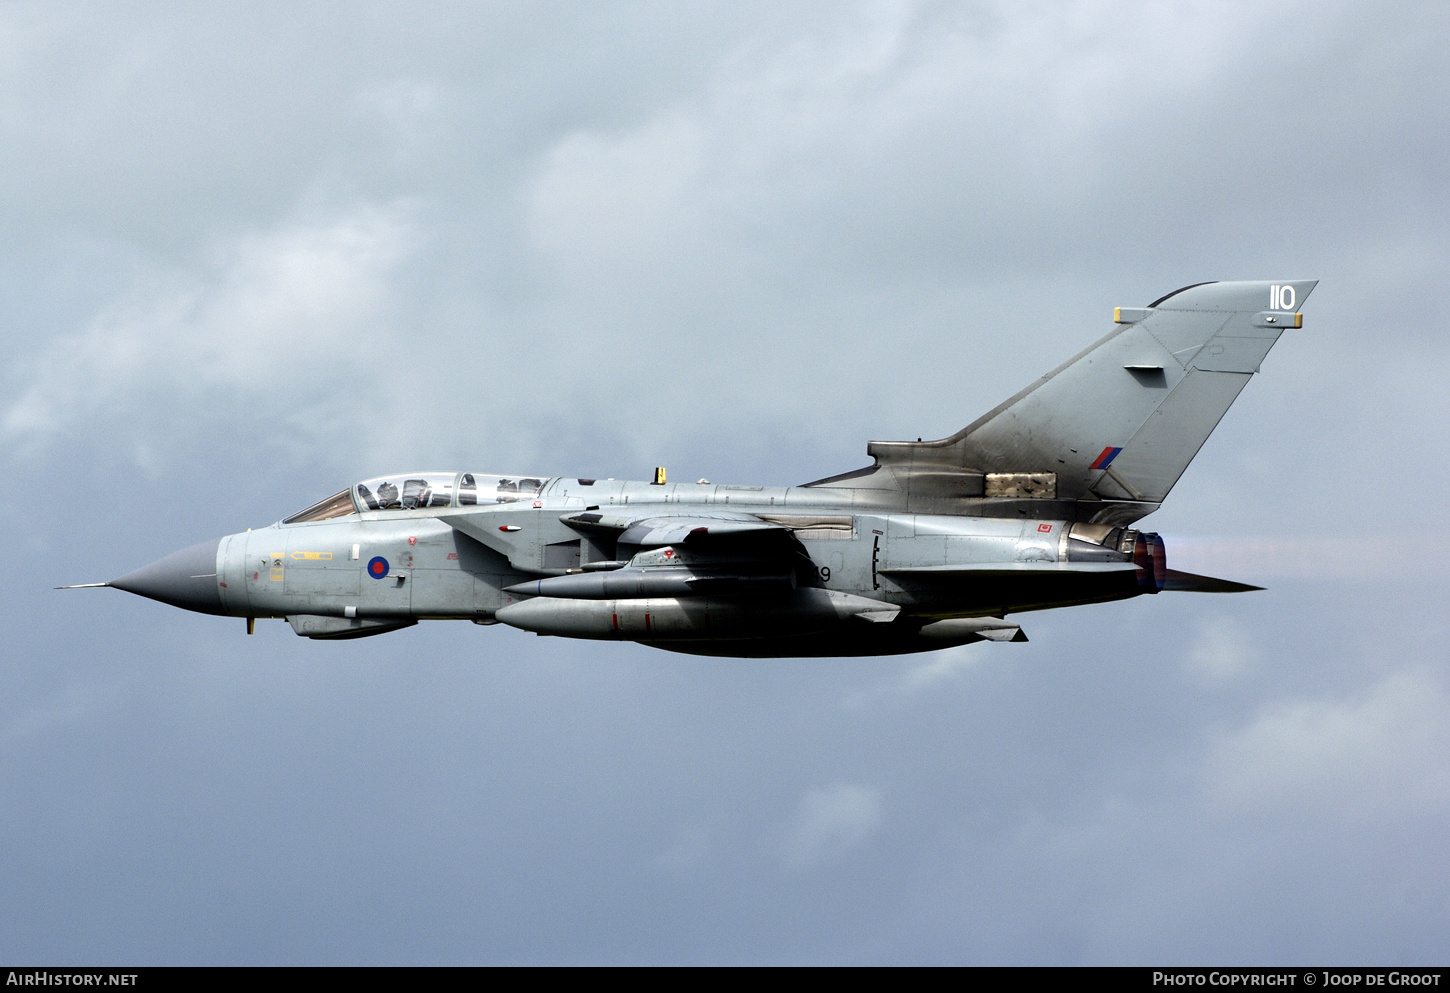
(367, 556, 390, 580)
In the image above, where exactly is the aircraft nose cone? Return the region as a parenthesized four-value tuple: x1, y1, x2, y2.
(110, 537, 224, 615)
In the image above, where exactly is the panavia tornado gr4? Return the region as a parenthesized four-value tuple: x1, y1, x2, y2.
(71, 280, 1314, 656)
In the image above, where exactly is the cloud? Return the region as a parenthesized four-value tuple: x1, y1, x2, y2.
(654, 825, 712, 876)
(357, 78, 442, 128)
(1183, 613, 1258, 684)
(901, 644, 985, 692)
(2, 0, 1449, 966)
(842, 641, 1000, 711)
(520, 0, 1342, 286)
(3, 201, 417, 458)
(1, 674, 118, 745)
(781, 782, 883, 870)
(529, 111, 711, 268)
(1204, 669, 1450, 817)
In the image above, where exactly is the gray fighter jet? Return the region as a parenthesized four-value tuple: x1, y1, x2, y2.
(70, 280, 1314, 656)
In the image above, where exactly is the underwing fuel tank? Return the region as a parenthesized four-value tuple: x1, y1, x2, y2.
(495, 588, 898, 640)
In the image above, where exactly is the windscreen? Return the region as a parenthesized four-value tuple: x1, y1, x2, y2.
(283, 489, 358, 524)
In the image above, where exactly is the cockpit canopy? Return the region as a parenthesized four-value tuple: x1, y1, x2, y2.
(355, 472, 457, 511)
(283, 472, 549, 524)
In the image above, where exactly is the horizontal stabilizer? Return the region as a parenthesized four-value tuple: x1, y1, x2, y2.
(1161, 569, 1262, 593)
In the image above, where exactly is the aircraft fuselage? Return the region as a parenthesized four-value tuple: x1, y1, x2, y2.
(86, 280, 1311, 656)
(119, 474, 1159, 655)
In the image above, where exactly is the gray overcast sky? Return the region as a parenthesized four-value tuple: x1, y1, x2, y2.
(2, 0, 1448, 964)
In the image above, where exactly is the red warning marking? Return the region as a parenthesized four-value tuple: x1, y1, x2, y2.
(612, 612, 619, 632)
(645, 613, 653, 634)
(408, 536, 417, 546)
(1038, 523, 1052, 533)
(446, 552, 458, 560)
(663, 549, 674, 559)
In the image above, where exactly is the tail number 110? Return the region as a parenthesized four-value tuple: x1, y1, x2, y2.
(1270, 284, 1296, 311)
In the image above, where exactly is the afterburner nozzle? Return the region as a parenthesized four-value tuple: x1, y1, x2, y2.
(1133, 532, 1167, 593)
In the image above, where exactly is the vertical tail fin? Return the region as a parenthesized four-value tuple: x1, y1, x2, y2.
(864, 280, 1316, 521)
